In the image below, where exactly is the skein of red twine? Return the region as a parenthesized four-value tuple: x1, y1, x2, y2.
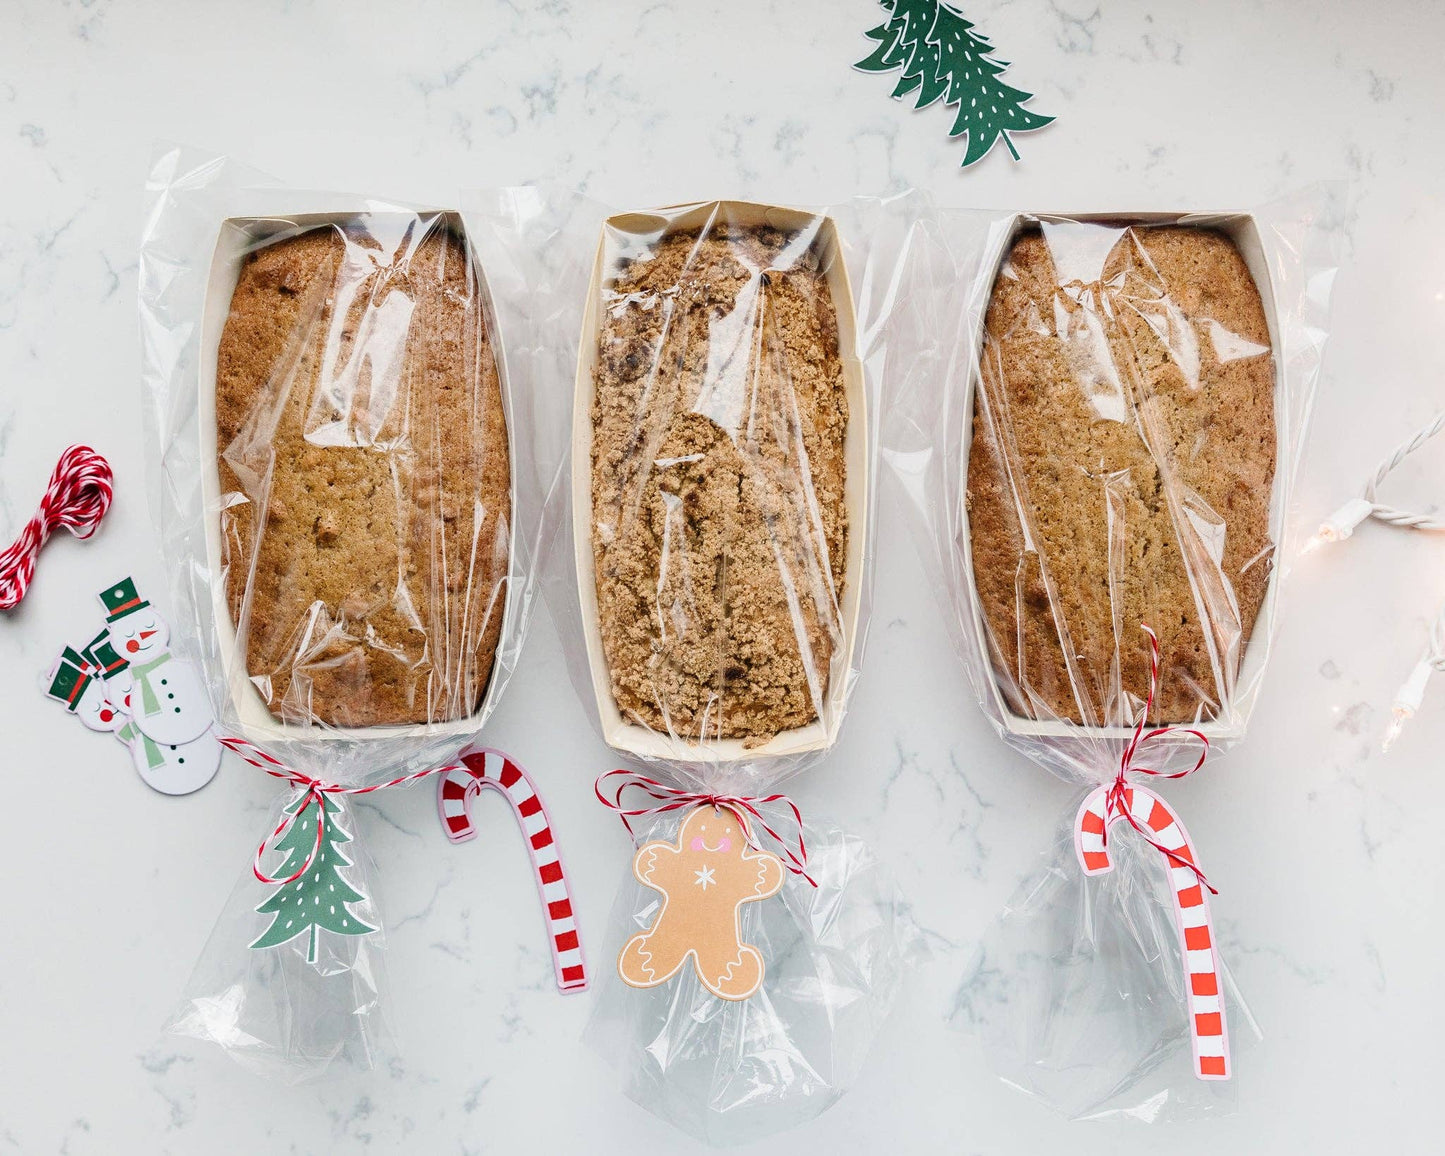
(0, 445, 114, 610)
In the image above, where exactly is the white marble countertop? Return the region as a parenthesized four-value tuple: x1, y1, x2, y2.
(2, 0, 1442, 1150)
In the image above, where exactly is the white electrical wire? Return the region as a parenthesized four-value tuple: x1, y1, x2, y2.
(1383, 603, 1445, 751)
(1308, 411, 1445, 748)
(1307, 410, 1445, 550)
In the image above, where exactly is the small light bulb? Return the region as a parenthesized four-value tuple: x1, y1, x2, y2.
(1311, 497, 1376, 552)
(1383, 708, 1410, 753)
(1384, 659, 1436, 752)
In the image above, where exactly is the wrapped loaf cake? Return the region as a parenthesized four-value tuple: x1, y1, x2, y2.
(590, 219, 848, 743)
(966, 224, 1276, 725)
(215, 222, 510, 728)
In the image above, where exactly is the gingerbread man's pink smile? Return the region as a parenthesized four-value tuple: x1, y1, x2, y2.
(690, 835, 732, 853)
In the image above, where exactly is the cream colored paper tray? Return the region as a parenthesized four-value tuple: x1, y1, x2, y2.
(958, 211, 1286, 742)
(198, 207, 517, 743)
(572, 200, 868, 763)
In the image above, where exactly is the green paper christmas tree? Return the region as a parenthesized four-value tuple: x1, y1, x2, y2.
(856, 0, 1054, 167)
(252, 792, 376, 964)
(857, 0, 938, 92)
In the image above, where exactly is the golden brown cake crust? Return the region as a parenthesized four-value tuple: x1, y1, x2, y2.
(215, 223, 510, 728)
(966, 225, 1276, 725)
(590, 219, 847, 743)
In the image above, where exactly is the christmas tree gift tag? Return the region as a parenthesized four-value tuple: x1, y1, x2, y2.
(252, 790, 377, 965)
(619, 804, 784, 1001)
(98, 576, 213, 745)
(855, 0, 1054, 167)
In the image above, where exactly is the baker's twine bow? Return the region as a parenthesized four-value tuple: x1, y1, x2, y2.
(1105, 625, 1217, 895)
(220, 737, 463, 885)
(0, 445, 114, 610)
(595, 769, 818, 888)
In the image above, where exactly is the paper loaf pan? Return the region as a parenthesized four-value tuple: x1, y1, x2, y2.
(572, 200, 869, 764)
(197, 206, 518, 744)
(958, 211, 1287, 743)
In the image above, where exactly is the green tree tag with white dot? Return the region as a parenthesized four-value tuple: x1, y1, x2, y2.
(251, 792, 376, 963)
(856, 0, 1054, 167)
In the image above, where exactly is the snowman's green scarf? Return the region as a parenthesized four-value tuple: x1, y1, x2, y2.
(117, 720, 166, 769)
(130, 652, 173, 716)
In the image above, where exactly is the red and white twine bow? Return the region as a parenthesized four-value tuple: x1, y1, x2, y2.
(220, 737, 463, 885)
(1073, 625, 1230, 1081)
(1100, 625, 1215, 895)
(595, 769, 818, 888)
(0, 445, 114, 610)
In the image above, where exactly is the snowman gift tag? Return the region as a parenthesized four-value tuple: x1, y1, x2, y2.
(46, 643, 221, 796)
(81, 627, 134, 697)
(113, 717, 222, 796)
(46, 646, 127, 735)
(98, 577, 213, 745)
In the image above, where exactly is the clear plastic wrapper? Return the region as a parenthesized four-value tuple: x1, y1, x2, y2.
(167, 788, 389, 1079)
(956, 815, 1261, 1122)
(585, 807, 920, 1146)
(576, 200, 871, 785)
(468, 188, 929, 1140)
(139, 148, 564, 1080)
(885, 191, 1341, 1117)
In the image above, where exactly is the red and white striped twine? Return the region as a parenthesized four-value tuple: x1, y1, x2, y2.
(0, 445, 114, 610)
(1103, 625, 1215, 893)
(219, 736, 463, 885)
(595, 769, 818, 887)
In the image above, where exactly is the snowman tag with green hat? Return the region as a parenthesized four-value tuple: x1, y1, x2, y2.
(43, 578, 221, 796)
(46, 646, 126, 734)
(99, 576, 213, 746)
(82, 626, 134, 698)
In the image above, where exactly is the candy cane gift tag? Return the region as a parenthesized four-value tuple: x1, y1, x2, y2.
(438, 745, 588, 993)
(1070, 626, 1230, 1082)
(1075, 784, 1229, 1080)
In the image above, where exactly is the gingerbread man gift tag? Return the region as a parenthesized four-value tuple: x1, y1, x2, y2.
(619, 804, 784, 1001)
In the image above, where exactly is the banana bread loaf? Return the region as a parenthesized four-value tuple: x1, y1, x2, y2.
(967, 224, 1275, 725)
(590, 218, 847, 743)
(215, 222, 510, 728)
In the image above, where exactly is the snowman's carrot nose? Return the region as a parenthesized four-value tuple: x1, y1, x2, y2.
(140, 629, 157, 640)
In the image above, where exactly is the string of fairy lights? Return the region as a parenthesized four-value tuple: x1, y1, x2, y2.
(1306, 410, 1445, 749)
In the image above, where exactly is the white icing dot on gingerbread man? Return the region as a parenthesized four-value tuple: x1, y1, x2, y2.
(618, 804, 784, 1001)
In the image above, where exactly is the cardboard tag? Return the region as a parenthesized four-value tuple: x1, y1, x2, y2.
(252, 791, 376, 964)
(1076, 783, 1231, 1080)
(618, 803, 783, 1000)
(854, 0, 1055, 167)
(98, 576, 214, 746)
(43, 579, 221, 796)
(438, 746, 589, 993)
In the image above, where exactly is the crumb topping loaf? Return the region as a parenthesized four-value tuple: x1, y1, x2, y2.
(216, 223, 510, 728)
(966, 225, 1276, 725)
(590, 219, 848, 743)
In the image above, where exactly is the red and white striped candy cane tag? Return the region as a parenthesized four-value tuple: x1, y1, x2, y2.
(1075, 783, 1230, 1081)
(438, 746, 588, 994)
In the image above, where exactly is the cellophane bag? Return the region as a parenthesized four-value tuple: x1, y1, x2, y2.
(467, 188, 930, 1143)
(885, 191, 1341, 1118)
(139, 147, 564, 1080)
